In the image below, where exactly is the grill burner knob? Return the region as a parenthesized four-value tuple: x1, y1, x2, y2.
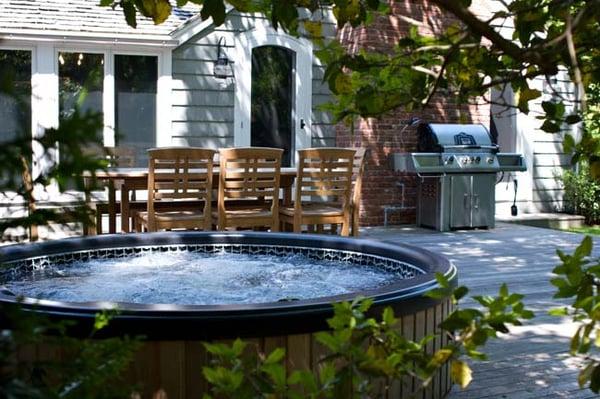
(487, 157, 494, 164)
(475, 156, 481, 164)
(445, 155, 454, 164)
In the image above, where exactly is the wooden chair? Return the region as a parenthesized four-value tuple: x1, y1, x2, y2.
(214, 147, 283, 231)
(84, 145, 138, 235)
(350, 147, 367, 237)
(280, 148, 355, 236)
(134, 147, 216, 232)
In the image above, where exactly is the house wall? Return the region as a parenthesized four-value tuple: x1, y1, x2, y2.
(335, 1, 490, 226)
(170, 10, 337, 150)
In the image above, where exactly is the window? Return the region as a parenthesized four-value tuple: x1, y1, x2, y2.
(0, 49, 31, 143)
(0, 49, 32, 183)
(58, 52, 104, 122)
(115, 55, 157, 167)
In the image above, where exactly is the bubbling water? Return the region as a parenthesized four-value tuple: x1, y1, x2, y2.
(4, 252, 401, 305)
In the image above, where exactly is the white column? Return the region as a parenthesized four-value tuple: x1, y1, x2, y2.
(31, 43, 59, 199)
(156, 49, 172, 147)
(103, 51, 115, 147)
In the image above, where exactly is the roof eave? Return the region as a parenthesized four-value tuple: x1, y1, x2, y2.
(0, 29, 179, 48)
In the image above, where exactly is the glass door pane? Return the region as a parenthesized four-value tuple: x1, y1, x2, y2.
(0, 50, 31, 142)
(0, 49, 32, 183)
(251, 46, 294, 166)
(115, 55, 157, 167)
(58, 52, 104, 168)
(59, 52, 104, 120)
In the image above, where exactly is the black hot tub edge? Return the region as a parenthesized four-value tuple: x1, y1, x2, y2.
(0, 232, 457, 340)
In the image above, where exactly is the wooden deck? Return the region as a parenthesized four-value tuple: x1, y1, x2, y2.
(363, 223, 600, 399)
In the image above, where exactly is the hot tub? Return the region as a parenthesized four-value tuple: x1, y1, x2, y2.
(0, 232, 456, 398)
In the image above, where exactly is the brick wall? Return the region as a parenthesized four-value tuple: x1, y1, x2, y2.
(336, 0, 491, 226)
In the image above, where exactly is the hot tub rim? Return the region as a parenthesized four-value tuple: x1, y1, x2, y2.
(0, 232, 457, 339)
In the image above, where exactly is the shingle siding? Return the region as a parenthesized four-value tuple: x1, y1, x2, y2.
(170, 9, 337, 151)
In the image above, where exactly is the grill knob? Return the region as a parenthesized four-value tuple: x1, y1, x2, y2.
(487, 157, 494, 164)
(446, 155, 454, 164)
(475, 156, 481, 164)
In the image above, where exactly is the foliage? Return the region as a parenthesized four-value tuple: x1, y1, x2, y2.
(0, 305, 140, 398)
(561, 167, 600, 225)
(549, 236, 600, 393)
(202, 280, 532, 398)
(105, 0, 600, 174)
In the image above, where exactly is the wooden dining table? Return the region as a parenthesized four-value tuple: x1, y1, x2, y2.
(85, 167, 298, 234)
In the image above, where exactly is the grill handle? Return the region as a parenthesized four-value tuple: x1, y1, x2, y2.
(441, 144, 499, 152)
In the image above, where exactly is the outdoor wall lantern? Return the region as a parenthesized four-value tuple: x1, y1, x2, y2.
(213, 37, 233, 79)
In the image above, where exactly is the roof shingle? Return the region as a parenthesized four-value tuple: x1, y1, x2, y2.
(0, 0, 200, 39)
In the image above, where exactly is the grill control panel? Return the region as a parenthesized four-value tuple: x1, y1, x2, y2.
(412, 153, 500, 173)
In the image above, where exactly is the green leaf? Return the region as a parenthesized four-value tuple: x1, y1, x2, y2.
(591, 365, 600, 393)
(123, 1, 137, 28)
(565, 114, 582, 124)
(563, 134, 576, 154)
(499, 283, 508, 297)
(453, 286, 469, 301)
(264, 347, 285, 364)
(541, 101, 557, 117)
(100, 0, 113, 6)
(579, 363, 594, 388)
(540, 120, 561, 133)
(451, 360, 472, 389)
(152, 0, 172, 24)
(575, 236, 593, 258)
(201, 0, 227, 25)
(517, 88, 541, 113)
(548, 307, 569, 316)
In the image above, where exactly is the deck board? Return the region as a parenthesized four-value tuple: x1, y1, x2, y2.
(363, 222, 600, 399)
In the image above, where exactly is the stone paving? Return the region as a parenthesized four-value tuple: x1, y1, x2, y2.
(362, 223, 600, 399)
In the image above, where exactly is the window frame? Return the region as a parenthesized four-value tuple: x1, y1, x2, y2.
(233, 23, 313, 166)
(54, 46, 170, 152)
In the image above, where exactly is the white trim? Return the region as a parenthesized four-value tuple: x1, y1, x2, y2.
(52, 47, 171, 151)
(233, 23, 313, 165)
(103, 52, 115, 147)
(171, 5, 235, 45)
(0, 30, 178, 47)
(157, 49, 173, 147)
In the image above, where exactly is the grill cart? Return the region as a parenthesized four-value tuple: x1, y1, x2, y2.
(393, 123, 527, 231)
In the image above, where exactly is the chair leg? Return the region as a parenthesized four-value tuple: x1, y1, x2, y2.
(293, 218, 301, 233)
(340, 221, 350, 236)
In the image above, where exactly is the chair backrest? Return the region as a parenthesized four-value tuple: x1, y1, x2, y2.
(351, 147, 367, 207)
(295, 148, 356, 209)
(147, 147, 216, 219)
(218, 147, 283, 207)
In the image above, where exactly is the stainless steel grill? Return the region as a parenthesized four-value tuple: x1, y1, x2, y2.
(393, 123, 526, 231)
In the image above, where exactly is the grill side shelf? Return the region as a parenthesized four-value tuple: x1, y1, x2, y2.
(497, 153, 527, 172)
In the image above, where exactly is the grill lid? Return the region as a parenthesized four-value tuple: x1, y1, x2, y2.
(417, 123, 498, 153)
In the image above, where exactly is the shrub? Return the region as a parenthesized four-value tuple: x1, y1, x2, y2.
(561, 168, 600, 225)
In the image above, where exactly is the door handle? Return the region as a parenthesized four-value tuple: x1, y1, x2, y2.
(463, 193, 469, 209)
(300, 119, 306, 129)
(473, 194, 480, 210)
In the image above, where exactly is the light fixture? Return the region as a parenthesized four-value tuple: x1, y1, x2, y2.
(213, 36, 232, 79)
